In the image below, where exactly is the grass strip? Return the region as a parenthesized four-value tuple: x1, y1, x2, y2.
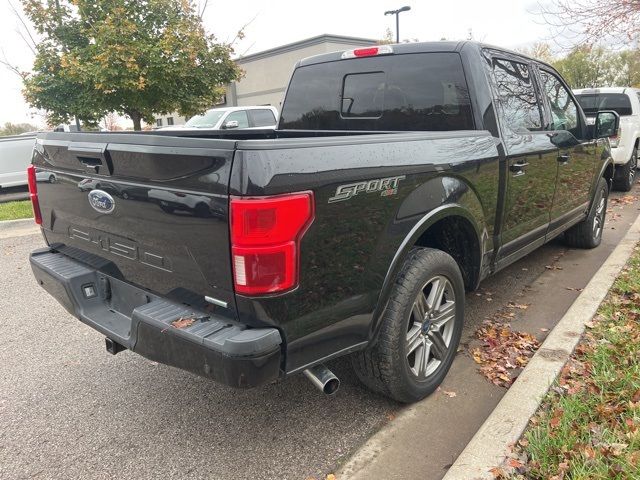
(501, 244, 640, 479)
(0, 200, 33, 221)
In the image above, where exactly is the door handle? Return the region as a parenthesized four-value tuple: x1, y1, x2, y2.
(68, 142, 112, 174)
(557, 154, 570, 164)
(510, 162, 529, 175)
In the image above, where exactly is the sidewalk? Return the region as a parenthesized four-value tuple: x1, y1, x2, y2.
(337, 190, 640, 480)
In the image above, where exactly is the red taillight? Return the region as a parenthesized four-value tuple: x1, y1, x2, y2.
(27, 165, 42, 225)
(230, 192, 314, 295)
(341, 45, 393, 59)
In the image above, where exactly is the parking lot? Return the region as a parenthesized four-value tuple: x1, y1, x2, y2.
(1, 185, 639, 480)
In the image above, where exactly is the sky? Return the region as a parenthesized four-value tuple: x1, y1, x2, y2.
(0, 0, 553, 127)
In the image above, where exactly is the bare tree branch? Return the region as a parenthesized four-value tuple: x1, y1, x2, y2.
(0, 49, 27, 79)
(198, 0, 209, 19)
(8, 0, 38, 49)
(536, 0, 640, 47)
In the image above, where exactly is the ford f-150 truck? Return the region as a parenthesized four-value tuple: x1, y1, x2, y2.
(28, 41, 619, 403)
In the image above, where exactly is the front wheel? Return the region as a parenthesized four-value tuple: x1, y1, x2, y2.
(564, 177, 609, 249)
(351, 248, 465, 403)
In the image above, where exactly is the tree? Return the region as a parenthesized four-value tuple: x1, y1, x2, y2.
(102, 112, 123, 131)
(378, 28, 394, 45)
(540, 0, 640, 45)
(518, 42, 555, 64)
(0, 122, 39, 136)
(552, 46, 640, 89)
(21, 0, 241, 130)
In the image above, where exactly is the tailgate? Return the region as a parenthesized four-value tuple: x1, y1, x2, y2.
(32, 132, 237, 315)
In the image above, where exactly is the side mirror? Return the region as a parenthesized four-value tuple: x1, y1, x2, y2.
(595, 110, 620, 139)
(222, 120, 239, 130)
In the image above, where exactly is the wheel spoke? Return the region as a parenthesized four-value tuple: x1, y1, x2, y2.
(412, 291, 428, 322)
(406, 324, 423, 355)
(412, 342, 425, 376)
(419, 340, 431, 376)
(431, 300, 455, 329)
(426, 277, 446, 311)
(428, 330, 448, 360)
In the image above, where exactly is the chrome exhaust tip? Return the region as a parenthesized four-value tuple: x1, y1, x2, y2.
(303, 364, 340, 395)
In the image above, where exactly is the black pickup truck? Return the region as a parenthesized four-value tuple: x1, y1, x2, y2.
(28, 41, 619, 403)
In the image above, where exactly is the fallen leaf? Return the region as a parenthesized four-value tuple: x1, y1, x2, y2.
(171, 317, 196, 329)
(442, 390, 457, 398)
(507, 458, 524, 469)
(326, 475, 337, 480)
(489, 466, 505, 478)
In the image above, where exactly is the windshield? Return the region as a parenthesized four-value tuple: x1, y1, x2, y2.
(184, 110, 226, 128)
(575, 93, 633, 116)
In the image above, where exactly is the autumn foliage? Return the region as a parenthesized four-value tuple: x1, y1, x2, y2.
(21, 0, 241, 130)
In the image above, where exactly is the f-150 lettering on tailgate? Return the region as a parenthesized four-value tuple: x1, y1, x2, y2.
(68, 225, 172, 272)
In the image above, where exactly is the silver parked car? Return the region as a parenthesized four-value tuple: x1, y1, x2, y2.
(161, 106, 279, 131)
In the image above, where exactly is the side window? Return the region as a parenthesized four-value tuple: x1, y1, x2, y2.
(492, 59, 543, 133)
(249, 109, 277, 127)
(225, 110, 249, 128)
(539, 70, 579, 135)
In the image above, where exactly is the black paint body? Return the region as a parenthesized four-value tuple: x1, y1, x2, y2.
(30, 41, 612, 383)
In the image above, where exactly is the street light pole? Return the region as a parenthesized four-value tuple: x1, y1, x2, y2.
(384, 6, 411, 43)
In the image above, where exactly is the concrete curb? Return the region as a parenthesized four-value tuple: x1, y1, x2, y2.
(0, 218, 39, 239)
(442, 213, 640, 479)
(0, 218, 35, 230)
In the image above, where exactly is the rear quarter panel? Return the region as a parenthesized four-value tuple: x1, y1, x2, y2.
(230, 132, 500, 373)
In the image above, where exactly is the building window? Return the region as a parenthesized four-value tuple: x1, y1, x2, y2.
(167, 117, 174, 126)
(156, 118, 163, 127)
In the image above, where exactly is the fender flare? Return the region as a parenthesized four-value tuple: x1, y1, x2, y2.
(596, 156, 615, 192)
(369, 203, 485, 339)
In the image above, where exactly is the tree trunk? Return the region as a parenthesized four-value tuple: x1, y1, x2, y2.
(130, 112, 142, 131)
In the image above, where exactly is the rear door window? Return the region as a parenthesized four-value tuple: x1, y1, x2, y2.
(491, 58, 543, 133)
(280, 52, 474, 131)
(538, 70, 579, 136)
(249, 109, 277, 127)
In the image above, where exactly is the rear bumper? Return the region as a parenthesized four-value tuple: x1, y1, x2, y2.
(30, 248, 283, 388)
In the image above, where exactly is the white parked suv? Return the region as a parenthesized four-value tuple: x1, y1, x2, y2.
(574, 87, 640, 191)
(161, 106, 278, 131)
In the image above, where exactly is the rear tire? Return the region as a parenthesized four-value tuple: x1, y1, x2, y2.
(564, 177, 608, 249)
(351, 248, 465, 403)
(612, 147, 637, 192)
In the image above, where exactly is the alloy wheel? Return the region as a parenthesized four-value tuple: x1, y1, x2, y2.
(593, 194, 606, 240)
(405, 275, 456, 379)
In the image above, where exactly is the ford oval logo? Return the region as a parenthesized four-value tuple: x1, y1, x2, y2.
(88, 190, 115, 214)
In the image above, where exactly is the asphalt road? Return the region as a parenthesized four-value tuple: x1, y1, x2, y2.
(1, 186, 639, 480)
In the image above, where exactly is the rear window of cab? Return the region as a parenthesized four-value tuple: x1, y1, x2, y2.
(279, 52, 474, 131)
(575, 93, 633, 117)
